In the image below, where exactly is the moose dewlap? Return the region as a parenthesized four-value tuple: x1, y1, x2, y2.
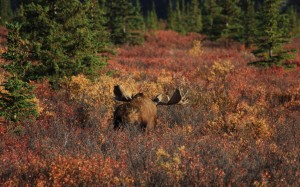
(113, 85, 188, 132)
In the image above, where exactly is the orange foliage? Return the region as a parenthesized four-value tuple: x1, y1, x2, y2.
(1, 30, 300, 186)
(50, 155, 133, 186)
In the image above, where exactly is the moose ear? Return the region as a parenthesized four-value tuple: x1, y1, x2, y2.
(114, 85, 133, 102)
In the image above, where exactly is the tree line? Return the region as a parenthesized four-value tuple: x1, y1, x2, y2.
(0, 0, 299, 122)
(1, 0, 299, 44)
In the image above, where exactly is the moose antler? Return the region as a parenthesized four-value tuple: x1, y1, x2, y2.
(114, 85, 133, 102)
(155, 88, 189, 105)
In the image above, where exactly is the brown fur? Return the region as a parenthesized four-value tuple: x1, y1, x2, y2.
(114, 95, 157, 132)
(113, 85, 188, 132)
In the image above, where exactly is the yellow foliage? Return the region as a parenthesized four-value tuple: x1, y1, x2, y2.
(203, 60, 272, 138)
(183, 125, 193, 134)
(0, 85, 8, 95)
(204, 60, 272, 139)
(156, 148, 185, 182)
(188, 40, 203, 57)
(206, 60, 234, 83)
(67, 74, 169, 110)
(157, 69, 173, 84)
(65, 74, 172, 129)
(208, 101, 272, 139)
(49, 155, 135, 186)
(137, 81, 164, 97)
(0, 47, 6, 54)
(68, 74, 136, 113)
(30, 97, 43, 115)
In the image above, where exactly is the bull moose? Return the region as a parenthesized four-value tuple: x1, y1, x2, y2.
(113, 85, 188, 132)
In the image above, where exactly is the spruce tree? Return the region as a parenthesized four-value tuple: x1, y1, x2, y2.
(106, 0, 144, 45)
(87, 0, 110, 51)
(252, 0, 295, 67)
(186, 0, 202, 33)
(0, 23, 38, 122)
(174, 0, 186, 34)
(241, 0, 257, 48)
(287, 6, 299, 36)
(16, 0, 108, 84)
(0, 0, 13, 25)
(128, 0, 145, 45)
(202, 0, 222, 40)
(105, 0, 124, 44)
(217, 0, 243, 43)
(146, 0, 159, 30)
(167, 0, 176, 30)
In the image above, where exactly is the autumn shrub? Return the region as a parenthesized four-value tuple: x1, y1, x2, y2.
(0, 128, 48, 186)
(1, 31, 299, 186)
(188, 40, 204, 57)
(1, 122, 299, 186)
(64, 74, 168, 129)
(193, 60, 274, 139)
(49, 155, 134, 186)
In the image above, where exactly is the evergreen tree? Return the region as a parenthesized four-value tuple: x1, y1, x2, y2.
(146, 0, 159, 30)
(106, 0, 144, 45)
(202, 0, 243, 42)
(128, 0, 145, 45)
(287, 6, 299, 36)
(241, 0, 257, 47)
(0, 0, 13, 25)
(217, 0, 243, 43)
(174, 0, 186, 34)
(87, 0, 110, 51)
(252, 0, 295, 67)
(167, 0, 176, 30)
(186, 0, 202, 33)
(16, 0, 108, 84)
(135, 0, 144, 27)
(0, 23, 38, 122)
(202, 0, 222, 39)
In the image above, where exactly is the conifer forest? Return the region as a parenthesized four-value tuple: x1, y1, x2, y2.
(0, 0, 300, 186)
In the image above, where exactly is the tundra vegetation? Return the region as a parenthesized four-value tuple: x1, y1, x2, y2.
(0, 0, 299, 186)
(0, 30, 299, 186)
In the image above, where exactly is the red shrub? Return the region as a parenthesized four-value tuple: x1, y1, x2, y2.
(1, 31, 300, 186)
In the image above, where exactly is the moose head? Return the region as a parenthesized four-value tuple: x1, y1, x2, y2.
(113, 85, 188, 132)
